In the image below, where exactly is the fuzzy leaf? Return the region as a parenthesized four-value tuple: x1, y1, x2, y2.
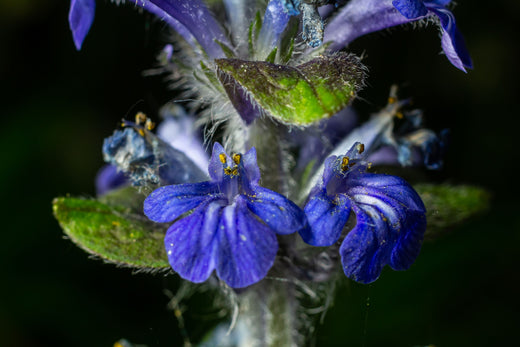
(415, 184, 490, 238)
(53, 196, 169, 269)
(216, 52, 366, 125)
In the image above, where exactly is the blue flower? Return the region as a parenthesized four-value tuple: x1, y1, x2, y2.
(301, 142, 426, 284)
(95, 164, 128, 196)
(102, 113, 207, 187)
(324, 0, 472, 72)
(144, 143, 307, 288)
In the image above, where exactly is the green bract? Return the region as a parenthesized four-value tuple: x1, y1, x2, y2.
(216, 52, 366, 125)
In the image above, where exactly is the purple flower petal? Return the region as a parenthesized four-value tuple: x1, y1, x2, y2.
(392, 0, 428, 19)
(324, 0, 472, 71)
(69, 0, 95, 50)
(131, 0, 229, 58)
(258, 0, 295, 54)
(429, 4, 473, 71)
(325, 0, 410, 51)
(208, 142, 227, 182)
(340, 173, 426, 283)
(245, 186, 307, 235)
(164, 202, 221, 283)
(144, 182, 221, 223)
(216, 199, 278, 288)
(95, 164, 128, 196)
(157, 110, 209, 173)
(340, 204, 393, 283)
(301, 189, 351, 246)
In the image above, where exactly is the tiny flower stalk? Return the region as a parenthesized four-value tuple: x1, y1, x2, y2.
(56, 1, 484, 345)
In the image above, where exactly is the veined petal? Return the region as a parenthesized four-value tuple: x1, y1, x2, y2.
(301, 189, 351, 246)
(348, 173, 426, 213)
(69, 0, 96, 50)
(164, 202, 221, 283)
(429, 4, 473, 71)
(144, 182, 221, 223)
(340, 173, 426, 283)
(340, 204, 393, 283)
(245, 187, 306, 235)
(390, 210, 427, 270)
(216, 200, 278, 288)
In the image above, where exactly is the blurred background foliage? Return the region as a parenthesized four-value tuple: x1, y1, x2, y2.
(1, 0, 518, 346)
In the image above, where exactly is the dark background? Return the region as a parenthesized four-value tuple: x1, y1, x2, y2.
(1, 1, 518, 346)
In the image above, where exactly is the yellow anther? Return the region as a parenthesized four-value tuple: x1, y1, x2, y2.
(341, 156, 350, 172)
(113, 343, 124, 347)
(145, 118, 155, 131)
(388, 96, 397, 104)
(219, 153, 227, 164)
(138, 128, 145, 137)
(135, 112, 147, 124)
(367, 162, 373, 169)
(395, 111, 404, 119)
(232, 153, 241, 165)
(357, 143, 365, 154)
(232, 168, 238, 176)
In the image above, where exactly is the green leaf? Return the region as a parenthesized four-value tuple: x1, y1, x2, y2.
(215, 52, 366, 125)
(53, 196, 169, 270)
(415, 184, 490, 238)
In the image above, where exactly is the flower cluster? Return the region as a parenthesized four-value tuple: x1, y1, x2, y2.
(68, 0, 471, 289)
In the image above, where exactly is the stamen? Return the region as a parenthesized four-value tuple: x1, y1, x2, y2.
(138, 128, 145, 137)
(232, 154, 241, 165)
(135, 112, 147, 125)
(219, 153, 227, 164)
(341, 156, 350, 172)
(395, 111, 404, 119)
(388, 97, 397, 104)
(357, 143, 365, 154)
(145, 119, 155, 131)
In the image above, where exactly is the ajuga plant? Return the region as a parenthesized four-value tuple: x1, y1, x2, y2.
(55, 1, 488, 346)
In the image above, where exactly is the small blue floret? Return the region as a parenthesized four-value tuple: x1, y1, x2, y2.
(302, 142, 426, 283)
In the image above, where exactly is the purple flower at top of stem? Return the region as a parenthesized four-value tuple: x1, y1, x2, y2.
(324, 0, 472, 72)
(301, 142, 426, 284)
(144, 143, 307, 288)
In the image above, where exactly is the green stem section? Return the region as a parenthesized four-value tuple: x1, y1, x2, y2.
(248, 118, 294, 197)
(238, 281, 298, 347)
